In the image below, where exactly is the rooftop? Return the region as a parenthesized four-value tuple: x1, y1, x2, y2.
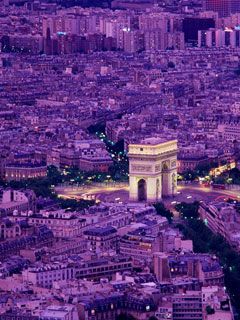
(84, 226, 117, 237)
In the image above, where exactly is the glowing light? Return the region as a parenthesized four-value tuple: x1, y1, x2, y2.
(57, 31, 67, 36)
(224, 27, 233, 32)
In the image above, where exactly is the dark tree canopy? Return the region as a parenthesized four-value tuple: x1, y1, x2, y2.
(153, 202, 173, 223)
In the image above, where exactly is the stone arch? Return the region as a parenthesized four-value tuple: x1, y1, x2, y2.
(172, 172, 177, 194)
(138, 179, 147, 201)
(162, 161, 171, 197)
(162, 161, 169, 171)
(129, 140, 178, 201)
(156, 178, 160, 200)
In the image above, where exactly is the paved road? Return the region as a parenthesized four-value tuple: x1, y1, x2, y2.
(164, 185, 240, 216)
(55, 184, 129, 202)
(56, 183, 240, 205)
(177, 185, 240, 203)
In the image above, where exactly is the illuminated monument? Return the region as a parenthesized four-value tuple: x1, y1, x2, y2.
(129, 138, 178, 202)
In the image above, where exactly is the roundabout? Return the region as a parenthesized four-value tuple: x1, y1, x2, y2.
(55, 182, 240, 205)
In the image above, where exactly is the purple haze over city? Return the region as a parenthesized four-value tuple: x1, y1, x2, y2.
(0, 0, 240, 319)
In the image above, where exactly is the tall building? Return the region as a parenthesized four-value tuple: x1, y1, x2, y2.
(206, 0, 240, 18)
(144, 30, 164, 51)
(123, 30, 144, 52)
(183, 18, 215, 46)
(231, 0, 240, 14)
(198, 28, 240, 47)
(172, 292, 202, 320)
(153, 252, 171, 282)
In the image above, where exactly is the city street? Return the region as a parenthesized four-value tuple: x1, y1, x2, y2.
(55, 182, 240, 204)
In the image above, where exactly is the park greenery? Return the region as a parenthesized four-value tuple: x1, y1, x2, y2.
(96, 137, 128, 181)
(0, 124, 129, 211)
(175, 201, 199, 219)
(175, 202, 240, 317)
(88, 122, 129, 181)
(180, 162, 240, 188)
(89, 122, 240, 186)
(0, 166, 95, 211)
(153, 202, 173, 223)
(180, 162, 218, 181)
(213, 168, 240, 185)
(1, 162, 128, 196)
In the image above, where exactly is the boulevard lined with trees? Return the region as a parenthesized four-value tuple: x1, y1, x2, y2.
(175, 201, 240, 318)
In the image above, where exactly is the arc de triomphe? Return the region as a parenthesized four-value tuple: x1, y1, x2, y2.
(128, 138, 178, 202)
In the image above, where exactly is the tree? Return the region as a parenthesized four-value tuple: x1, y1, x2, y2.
(206, 306, 215, 315)
(87, 122, 106, 134)
(111, 139, 125, 154)
(57, 198, 94, 211)
(213, 175, 226, 185)
(220, 159, 227, 166)
(168, 61, 175, 68)
(195, 163, 211, 177)
(175, 201, 199, 219)
(177, 215, 240, 314)
(47, 165, 63, 184)
(153, 202, 173, 223)
(229, 168, 240, 185)
(182, 170, 198, 181)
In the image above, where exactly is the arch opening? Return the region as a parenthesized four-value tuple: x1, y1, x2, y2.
(138, 179, 147, 201)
